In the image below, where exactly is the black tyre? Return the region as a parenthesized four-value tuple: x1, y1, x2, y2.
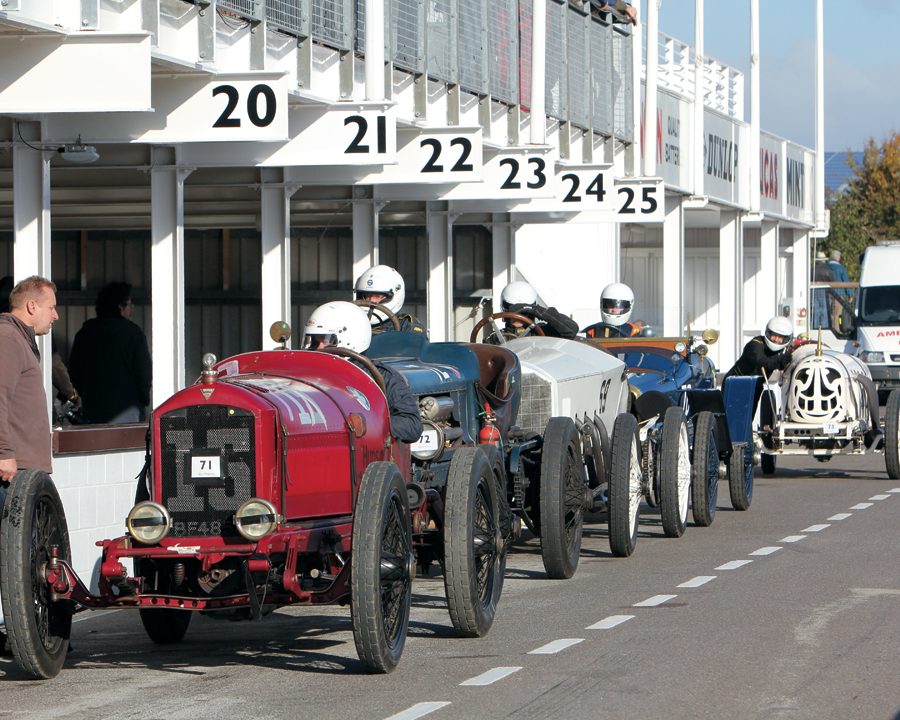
(0, 469, 73, 680)
(659, 407, 690, 538)
(690, 411, 719, 527)
(351, 461, 412, 673)
(538, 417, 584, 580)
(884, 391, 900, 479)
(728, 443, 753, 511)
(759, 389, 778, 449)
(443, 447, 506, 637)
(760, 453, 777, 476)
(608, 413, 642, 558)
(139, 607, 192, 644)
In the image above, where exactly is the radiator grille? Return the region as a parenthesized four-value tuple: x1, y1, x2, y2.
(518, 374, 552, 435)
(159, 405, 256, 537)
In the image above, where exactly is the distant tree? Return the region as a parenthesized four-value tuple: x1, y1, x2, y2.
(824, 132, 900, 279)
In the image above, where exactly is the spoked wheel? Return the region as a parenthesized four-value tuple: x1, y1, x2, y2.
(538, 417, 585, 580)
(139, 607, 192, 644)
(659, 407, 690, 538)
(443, 447, 506, 637)
(0, 469, 73, 680)
(884, 390, 900, 479)
(608, 413, 642, 558)
(760, 453, 777, 476)
(351, 462, 413, 672)
(690, 411, 719, 527)
(728, 442, 754, 511)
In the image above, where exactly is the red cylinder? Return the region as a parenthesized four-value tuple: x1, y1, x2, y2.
(479, 423, 501, 446)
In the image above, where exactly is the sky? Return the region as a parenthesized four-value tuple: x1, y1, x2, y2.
(640, 0, 900, 151)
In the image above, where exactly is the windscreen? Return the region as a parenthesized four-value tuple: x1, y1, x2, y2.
(859, 285, 900, 325)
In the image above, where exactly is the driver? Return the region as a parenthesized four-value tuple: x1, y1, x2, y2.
(353, 264, 427, 337)
(724, 316, 793, 380)
(582, 283, 646, 338)
(496, 281, 579, 340)
(302, 301, 422, 444)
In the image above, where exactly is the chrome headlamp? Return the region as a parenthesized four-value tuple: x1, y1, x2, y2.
(234, 498, 280, 541)
(410, 419, 444, 461)
(127, 501, 172, 545)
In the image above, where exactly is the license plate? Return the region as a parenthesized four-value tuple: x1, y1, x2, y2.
(191, 455, 222, 478)
(822, 422, 839, 435)
(411, 427, 440, 454)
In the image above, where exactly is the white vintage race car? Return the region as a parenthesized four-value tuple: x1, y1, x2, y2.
(757, 342, 900, 478)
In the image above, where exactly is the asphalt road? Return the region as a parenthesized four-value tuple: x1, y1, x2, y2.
(1, 453, 898, 720)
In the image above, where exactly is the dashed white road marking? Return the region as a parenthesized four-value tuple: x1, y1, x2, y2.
(528, 639, 584, 655)
(750, 546, 782, 556)
(633, 594, 677, 607)
(716, 560, 753, 570)
(780, 535, 807, 543)
(849, 503, 872, 510)
(460, 667, 522, 686)
(586, 614, 635, 630)
(888, 488, 900, 493)
(72, 609, 119, 624)
(385, 702, 451, 720)
(828, 513, 852, 521)
(869, 494, 890, 500)
(803, 523, 831, 532)
(678, 576, 716, 588)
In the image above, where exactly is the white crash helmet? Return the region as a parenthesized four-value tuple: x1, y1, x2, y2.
(763, 315, 793, 352)
(354, 265, 405, 315)
(302, 301, 372, 353)
(500, 281, 538, 312)
(600, 282, 634, 326)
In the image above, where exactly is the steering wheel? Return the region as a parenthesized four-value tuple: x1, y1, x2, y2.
(469, 312, 546, 344)
(626, 367, 667, 377)
(354, 300, 402, 332)
(321, 346, 388, 396)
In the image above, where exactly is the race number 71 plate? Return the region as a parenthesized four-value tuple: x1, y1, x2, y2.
(192, 455, 222, 478)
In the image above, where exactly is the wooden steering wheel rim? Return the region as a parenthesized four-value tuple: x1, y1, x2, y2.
(353, 299, 402, 331)
(470, 312, 547, 343)
(321, 346, 388, 395)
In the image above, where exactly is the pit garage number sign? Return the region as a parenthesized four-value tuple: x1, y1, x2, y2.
(189, 75, 288, 141)
(613, 178, 664, 222)
(374, 127, 483, 184)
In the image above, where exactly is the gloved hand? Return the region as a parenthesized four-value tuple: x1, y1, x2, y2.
(507, 303, 544, 321)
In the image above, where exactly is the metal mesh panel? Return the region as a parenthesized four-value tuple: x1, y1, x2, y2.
(312, 0, 350, 49)
(518, 374, 552, 435)
(518, 0, 533, 109)
(393, 0, 424, 73)
(590, 17, 613, 134)
(458, 0, 486, 93)
(427, 0, 454, 82)
(544, 1, 566, 120)
(567, 6, 589, 128)
(612, 25, 633, 143)
(160, 405, 256, 538)
(266, 0, 308, 36)
(218, 0, 261, 21)
(488, 0, 518, 104)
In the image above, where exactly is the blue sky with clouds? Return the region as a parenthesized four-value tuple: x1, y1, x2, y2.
(641, 0, 900, 150)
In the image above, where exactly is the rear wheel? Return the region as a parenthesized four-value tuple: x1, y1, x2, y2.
(0, 469, 73, 680)
(728, 443, 754, 511)
(608, 413, 642, 558)
(760, 453, 777, 476)
(443, 447, 506, 637)
(539, 417, 584, 580)
(139, 608, 192, 644)
(690, 411, 719, 527)
(884, 391, 900, 479)
(659, 407, 690, 538)
(351, 461, 412, 672)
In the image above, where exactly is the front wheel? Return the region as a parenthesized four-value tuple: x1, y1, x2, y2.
(884, 390, 900, 479)
(351, 462, 413, 673)
(539, 417, 585, 580)
(728, 443, 754, 511)
(0, 469, 73, 680)
(608, 413, 642, 558)
(659, 407, 690, 538)
(443, 447, 506, 637)
(690, 411, 719, 527)
(139, 607, 192, 644)
(760, 453, 777, 476)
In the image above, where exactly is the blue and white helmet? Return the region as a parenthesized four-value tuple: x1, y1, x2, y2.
(354, 265, 405, 315)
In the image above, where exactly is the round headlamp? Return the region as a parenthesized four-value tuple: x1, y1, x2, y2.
(674, 341, 687, 353)
(234, 498, 279, 541)
(127, 501, 171, 545)
(410, 419, 444, 461)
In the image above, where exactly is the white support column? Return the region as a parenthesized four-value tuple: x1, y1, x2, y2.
(629, 8, 642, 175)
(151, 146, 189, 406)
(364, 0, 385, 101)
(352, 187, 380, 286)
(491, 214, 514, 314)
(662, 195, 684, 336)
(749, 0, 761, 212)
(425, 202, 454, 342)
(791, 229, 810, 337)
(642, 0, 659, 177)
(759, 219, 779, 317)
(814, 0, 825, 232)
(260, 168, 292, 349)
(530, 0, 546, 145)
(693, 0, 705, 197)
(718, 210, 743, 368)
(12, 121, 53, 421)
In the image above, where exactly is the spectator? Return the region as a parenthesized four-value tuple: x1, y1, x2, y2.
(68, 282, 151, 424)
(811, 251, 834, 329)
(582, 0, 638, 25)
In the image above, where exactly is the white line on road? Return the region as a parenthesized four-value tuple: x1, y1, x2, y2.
(716, 560, 753, 570)
(677, 576, 716, 588)
(586, 614, 635, 630)
(849, 503, 872, 510)
(460, 667, 522, 686)
(528, 639, 584, 655)
(749, 546, 782, 556)
(828, 513, 852, 521)
(633, 595, 677, 607)
(385, 702, 451, 720)
(779, 535, 807, 543)
(803, 523, 831, 532)
(869, 494, 890, 500)
(888, 488, 900, 493)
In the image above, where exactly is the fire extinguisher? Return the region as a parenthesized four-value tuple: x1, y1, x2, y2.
(479, 402, 501, 445)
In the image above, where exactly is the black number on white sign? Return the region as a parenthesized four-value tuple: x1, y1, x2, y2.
(344, 115, 388, 154)
(212, 83, 277, 128)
